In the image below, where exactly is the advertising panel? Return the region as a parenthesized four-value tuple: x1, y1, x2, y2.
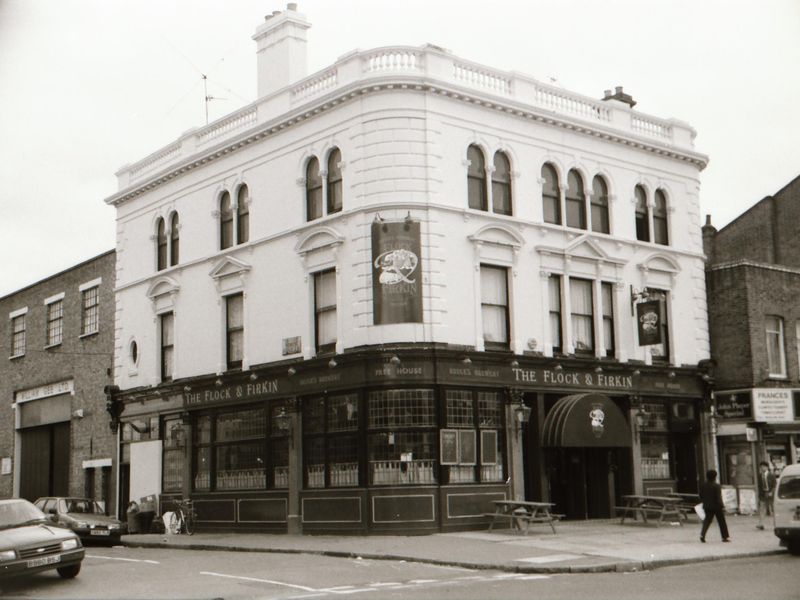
(372, 220, 423, 324)
(636, 300, 662, 346)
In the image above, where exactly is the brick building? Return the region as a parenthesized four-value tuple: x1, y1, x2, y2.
(704, 173, 800, 513)
(0, 250, 117, 515)
(105, 5, 712, 533)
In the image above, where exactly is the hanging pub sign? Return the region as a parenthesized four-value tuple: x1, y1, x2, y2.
(636, 300, 662, 346)
(371, 219, 423, 324)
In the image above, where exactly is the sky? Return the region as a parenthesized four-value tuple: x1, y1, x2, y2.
(1, 0, 799, 298)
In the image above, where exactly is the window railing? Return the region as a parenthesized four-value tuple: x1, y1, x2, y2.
(370, 460, 436, 485)
(216, 468, 266, 490)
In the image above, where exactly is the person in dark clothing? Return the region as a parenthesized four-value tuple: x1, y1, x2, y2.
(699, 469, 730, 543)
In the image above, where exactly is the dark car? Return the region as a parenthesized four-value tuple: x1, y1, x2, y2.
(34, 497, 124, 544)
(0, 498, 84, 579)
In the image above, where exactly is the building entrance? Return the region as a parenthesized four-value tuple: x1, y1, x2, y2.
(19, 422, 70, 501)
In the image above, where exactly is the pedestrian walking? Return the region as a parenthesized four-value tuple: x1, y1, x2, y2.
(756, 460, 776, 530)
(699, 469, 730, 543)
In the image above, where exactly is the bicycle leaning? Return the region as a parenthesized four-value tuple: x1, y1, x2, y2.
(165, 498, 196, 535)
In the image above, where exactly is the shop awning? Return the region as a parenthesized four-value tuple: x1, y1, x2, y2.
(541, 393, 631, 447)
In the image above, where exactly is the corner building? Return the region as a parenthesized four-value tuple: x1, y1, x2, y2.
(106, 6, 712, 533)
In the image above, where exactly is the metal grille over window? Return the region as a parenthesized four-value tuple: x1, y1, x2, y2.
(81, 287, 99, 335)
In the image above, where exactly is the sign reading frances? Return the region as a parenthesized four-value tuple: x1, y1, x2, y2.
(371, 219, 422, 324)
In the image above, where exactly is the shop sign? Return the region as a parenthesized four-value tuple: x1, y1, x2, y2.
(14, 379, 74, 404)
(371, 220, 423, 324)
(512, 367, 635, 391)
(184, 379, 281, 407)
(367, 360, 435, 382)
(753, 388, 795, 423)
(715, 392, 752, 419)
(636, 300, 662, 346)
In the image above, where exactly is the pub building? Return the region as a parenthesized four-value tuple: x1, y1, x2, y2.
(105, 6, 713, 533)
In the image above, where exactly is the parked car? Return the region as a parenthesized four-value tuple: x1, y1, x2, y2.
(34, 497, 124, 544)
(0, 498, 84, 579)
(773, 462, 800, 555)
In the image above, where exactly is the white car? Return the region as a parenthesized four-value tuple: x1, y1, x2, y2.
(773, 463, 800, 555)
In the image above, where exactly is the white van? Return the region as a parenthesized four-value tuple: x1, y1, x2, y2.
(773, 463, 800, 555)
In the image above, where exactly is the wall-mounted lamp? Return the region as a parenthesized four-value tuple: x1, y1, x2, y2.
(632, 369, 641, 377)
(634, 405, 649, 441)
(250, 372, 258, 381)
(668, 371, 676, 379)
(183, 386, 192, 393)
(461, 356, 472, 365)
(554, 364, 563, 371)
(390, 354, 401, 366)
(328, 358, 337, 369)
(510, 359, 519, 368)
(287, 367, 297, 377)
(71, 409, 85, 419)
(594, 366, 603, 374)
(215, 378, 223, 387)
(513, 404, 532, 424)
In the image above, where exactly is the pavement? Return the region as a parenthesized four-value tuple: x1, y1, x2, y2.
(120, 513, 787, 574)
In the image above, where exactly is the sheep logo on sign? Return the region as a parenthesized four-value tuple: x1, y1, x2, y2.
(589, 405, 605, 438)
(375, 249, 418, 285)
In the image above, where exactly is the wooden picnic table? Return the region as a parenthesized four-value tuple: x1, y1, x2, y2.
(616, 494, 684, 526)
(486, 500, 561, 534)
(667, 492, 702, 520)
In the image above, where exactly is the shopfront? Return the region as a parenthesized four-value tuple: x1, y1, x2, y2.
(114, 350, 708, 533)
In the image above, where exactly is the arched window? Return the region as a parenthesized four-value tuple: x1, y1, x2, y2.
(220, 192, 233, 250)
(306, 157, 322, 221)
(565, 169, 586, 229)
(653, 189, 669, 245)
(170, 212, 180, 266)
(492, 151, 512, 216)
(156, 218, 167, 271)
(590, 175, 610, 234)
(467, 145, 487, 211)
(237, 185, 249, 244)
(541, 163, 561, 225)
(634, 185, 650, 242)
(327, 148, 343, 215)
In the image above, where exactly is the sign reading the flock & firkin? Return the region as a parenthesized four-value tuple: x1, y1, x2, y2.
(636, 300, 662, 346)
(371, 220, 422, 324)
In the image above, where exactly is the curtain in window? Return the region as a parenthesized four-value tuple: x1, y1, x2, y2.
(481, 266, 508, 345)
(570, 278, 593, 352)
(549, 275, 562, 351)
(541, 163, 561, 225)
(566, 169, 586, 229)
(467, 145, 487, 211)
(492, 151, 512, 215)
(327, 148, 343, 214)
(237, 186, 249, 244)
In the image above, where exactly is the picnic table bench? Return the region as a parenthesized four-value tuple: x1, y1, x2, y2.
(615, 494, 684, 526)
(485, 500, 562, 534)
(667, 492, 702, 520)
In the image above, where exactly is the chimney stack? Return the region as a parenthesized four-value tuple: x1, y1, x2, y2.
(602, 85, 636, 108)
(253, 4, 311, 98)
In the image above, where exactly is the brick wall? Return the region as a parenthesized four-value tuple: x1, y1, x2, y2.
(0, 251, 117, 512)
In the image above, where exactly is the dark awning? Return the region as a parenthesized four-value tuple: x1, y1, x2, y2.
(541, 393, 631, 447)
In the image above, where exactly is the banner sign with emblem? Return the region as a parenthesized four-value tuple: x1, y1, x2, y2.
(372, 220, 423, 324)
(636, 300, 662, 346)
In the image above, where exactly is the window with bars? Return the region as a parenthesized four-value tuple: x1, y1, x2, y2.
(160, 312, 174, 382)
(491, 151, 512, 216)
(480, 265, 509, 349)
(46, 300, 63, 347)
(303, 394, 360, 488)
(368, 389, 437, 485)
(565, 169, 586, 230)
(237, 185, 250, 244)
(327, 148, 343, 215)
(11, 314, 25, 356)
(591, 175, 610, 234)
(162, 416, 185, 492)
(314, 269, 336, 353)
(570, 278, 594, 353)
(467, 145, 488, 211)
(441, 390, 504, 483)
(541, 163, 561, 225)
(220, 192, 234, 250)
(81, 287, 99, 336)
(549, 275, 562, 353)
(226, 294, 243, 369)
(156, 218, 168, 271)
(306, 157, 323, 221)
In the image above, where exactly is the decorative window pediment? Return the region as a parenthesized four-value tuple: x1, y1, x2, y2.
(209, 256, 252, 281)
(468, 224, 523, 249)
(536, 235, 624, 266)
(295, 226, 344, 256)
(146, 276, 180, 300)
(638, 253, 681, 275)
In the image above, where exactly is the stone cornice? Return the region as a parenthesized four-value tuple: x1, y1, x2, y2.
(105, 77, 708, 208)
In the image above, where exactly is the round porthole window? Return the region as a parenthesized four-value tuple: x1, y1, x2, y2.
(129, 340, 138, 365)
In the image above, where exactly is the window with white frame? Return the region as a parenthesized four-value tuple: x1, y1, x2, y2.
(634, 185, 650, 242)
(156, 218, 168, 271)
(314, 269, 336, 353)
(326, 148, 343, 215)
(81, 286, 100, 336)
(541, 163, 561, 225)
(601, 282, 615, 357)
(653, 189, 669, 245)
(766, 315, 786, 377)
(480, 265, 509, 350)
(549, 275, 562, 353)
(226, 294, 244, 370)
(570, 278, 594, 354)
(491, 151, 512, 216)
(565, 169, 586, 230)
(237, 186, 250, 244)
(306, 157, 323, 221)
(467, 145, 488, 211)
(46, 299, 63, 347)
(160, 312, 174, 382)
(170, 212, 180, 266)
(220, 192, 234, 250)
(591, 175, 610, 234)
(10, 313, 26, 357)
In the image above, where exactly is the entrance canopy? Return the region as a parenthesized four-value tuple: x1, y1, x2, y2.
(542, 393, 631, 447)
